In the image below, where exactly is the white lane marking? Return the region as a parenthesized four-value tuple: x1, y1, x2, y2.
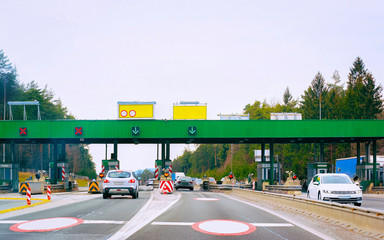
(251, 223, 293, 227)
(83, 220, 125, 224)
(151, 222, 293, 227)
(108, 191, 181, 240)
(0, 220, 124, 224)
(152, 222, 194, 226)
(194, 197, 219, 201)
(0, 220, 26, 224)
(221, 193, 335, 240)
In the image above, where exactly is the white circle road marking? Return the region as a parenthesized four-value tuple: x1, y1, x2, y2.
(10, 217, 84, 232)
(194, 197, 220, 201)
(192, 219, 256, 236)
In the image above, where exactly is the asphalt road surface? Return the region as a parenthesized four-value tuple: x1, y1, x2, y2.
(2, 188, 382, 240)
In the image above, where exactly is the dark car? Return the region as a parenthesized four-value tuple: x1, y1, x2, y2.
(175, 176, 194, 191)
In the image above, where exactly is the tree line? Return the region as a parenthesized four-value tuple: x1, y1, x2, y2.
(172, 57, 383, 181)
(0, 50, 96, 179)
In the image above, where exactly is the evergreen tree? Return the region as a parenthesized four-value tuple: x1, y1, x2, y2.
(345, 57, 383, 119)
(301, 72, 328, 119)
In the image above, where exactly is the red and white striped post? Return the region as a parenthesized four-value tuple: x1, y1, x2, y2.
(26, 187, 31, 206)
(115, 165, 119, 170)
(47, 185, 51, 201)
(155, 164, 159, 180)
(101, 165, 105, 174)
(169, 164, 172, 174)
(62, 166, 65, 181)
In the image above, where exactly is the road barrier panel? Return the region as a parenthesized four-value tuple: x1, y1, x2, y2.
(159, 180, 174, 194)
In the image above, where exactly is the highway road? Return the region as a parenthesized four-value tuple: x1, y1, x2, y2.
(0, 188, 382, 240)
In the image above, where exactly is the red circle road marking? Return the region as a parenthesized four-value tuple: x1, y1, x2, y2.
(120, 110, 128, 117)
(10, 217, 84, 232)
(129, 110, 136, 117)
(194, 198, 220, 201)
(192, 219, 256, 236)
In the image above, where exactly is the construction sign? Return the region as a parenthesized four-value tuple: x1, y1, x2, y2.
(19, 182, 29, 194)
(173, 102, 207, 120)
(88, 181, 100, 193)
(117, 102, 156, 119)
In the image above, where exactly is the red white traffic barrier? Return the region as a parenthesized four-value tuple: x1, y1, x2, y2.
(169, 164, 172, 174)
(47, 185, 51, 201)
(27, 187, 31, 206)
(159, 180, 174, 194)
(115, 165, 119, 170)
(155, 165, 158, 180)
(101, 165, 105, 174)
(62, 166, 65, 181)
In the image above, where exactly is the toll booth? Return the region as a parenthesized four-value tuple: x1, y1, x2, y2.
(356, 163, 381, 191)
(0, 163, 19, 192)
(49, 162, 69, 185)
(102, 159, 120, 172)
(256, 162, 281, 190)
(307, 162, 329, 183)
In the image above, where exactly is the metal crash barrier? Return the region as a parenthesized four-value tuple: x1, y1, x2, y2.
(228, 188, 384, 236)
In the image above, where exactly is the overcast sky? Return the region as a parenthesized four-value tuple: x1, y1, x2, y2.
(1, 1, 383, 173)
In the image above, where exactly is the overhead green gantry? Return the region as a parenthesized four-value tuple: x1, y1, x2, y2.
(1, 119, 384, 186)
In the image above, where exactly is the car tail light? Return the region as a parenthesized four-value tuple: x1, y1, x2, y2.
(177, 181, 181, 183)
(104, 179, 110, 183)
(189, 181, 193, 184)
(129, 179, 136, 183)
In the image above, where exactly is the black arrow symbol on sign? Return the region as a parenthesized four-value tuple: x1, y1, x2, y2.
(132, 127, 140, 135)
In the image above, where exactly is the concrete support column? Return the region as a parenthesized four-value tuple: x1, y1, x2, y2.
(373, 140, 377, 186)
(261, 143, 265, 162)
(365, 142, 370, 164)
(269, 143, 274, 185)
(53, 143, 58, 184)
(319, 142, 324, 162)
(161, 142, 165, 169)
(357, 142, 361, 164)
(113, 140, 118, 161)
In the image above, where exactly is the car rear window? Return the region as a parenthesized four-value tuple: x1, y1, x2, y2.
(180, 177, 192, 181)
(108, 171, 131, 178)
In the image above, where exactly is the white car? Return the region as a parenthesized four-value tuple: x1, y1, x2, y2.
(307, 173, 362, 206)
(103, 170, 139, 199)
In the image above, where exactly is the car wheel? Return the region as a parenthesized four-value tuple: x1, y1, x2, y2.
(318, 192, 322, 201)
(354, 202, 361, 207)
(103, 193, 109, 199)
(190, 188, 193, 191)
(132, 191, 138, 199)
(307, 191, 310, 199)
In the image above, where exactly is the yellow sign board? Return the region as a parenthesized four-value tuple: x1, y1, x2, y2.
(173, 105, 207, 120)
(118, 103, 155, 119)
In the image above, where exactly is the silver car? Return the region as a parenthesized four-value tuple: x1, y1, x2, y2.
(175, 176, 194, 191)
(103, 170, 139, 199)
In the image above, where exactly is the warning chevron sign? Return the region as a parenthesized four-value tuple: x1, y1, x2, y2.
(19, 182, 29, 194)
(88, 181, 100, 193)
(160, 181, 174, 194)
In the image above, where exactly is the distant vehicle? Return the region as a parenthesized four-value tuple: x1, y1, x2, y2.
(195, 179, 203, 185)
(175, 176, 194, 191)
(172, 172, 185, 181)
(209, 177, 216, 184)
(146, 178, 154, 186)
(102, 170, 139, 199)
(307, 173, 362, 206)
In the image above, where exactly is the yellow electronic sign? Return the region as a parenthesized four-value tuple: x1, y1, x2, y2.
(173, 105, 207, 120)
(118, 102, 155, 119)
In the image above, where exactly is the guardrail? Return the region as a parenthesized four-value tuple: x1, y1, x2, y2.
(226, 188, 384, 236)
